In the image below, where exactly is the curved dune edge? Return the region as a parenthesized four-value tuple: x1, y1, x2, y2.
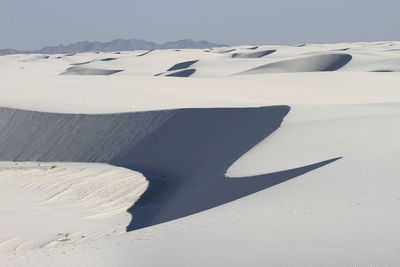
(60, 66, 123, 75)
(0, 105, 342, 232)
(232, 49, 276, 58)
(237, 53, 352, 74)
(0, 161, 147, 253)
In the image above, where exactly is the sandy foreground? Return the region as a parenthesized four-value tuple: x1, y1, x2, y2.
(1, 41, 400, 266)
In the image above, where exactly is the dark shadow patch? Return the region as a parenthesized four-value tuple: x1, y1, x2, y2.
(330, 48, 350, 51)
(166, 68, 196, 77)
(59, 67, 123, 75)
(167, 60, 199, 71)
(247, 46, 258, 50)
(370, 70, 394, 72)
(238, 54, 352, 75)
(232, 50, 276, 59)
(100, 58, 117, 61)
(70, 61, 91, 66)
(154, 72, 164, 76)
(218, 48, 236, 54)
(137, 50, 154, 57)
(65, 53, 76, 56)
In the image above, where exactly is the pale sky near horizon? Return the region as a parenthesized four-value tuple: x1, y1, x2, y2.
(1, 0, 399, 50)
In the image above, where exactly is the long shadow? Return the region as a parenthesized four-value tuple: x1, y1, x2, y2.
(109, 107, 340, 230)
(0, 106, 341, 231)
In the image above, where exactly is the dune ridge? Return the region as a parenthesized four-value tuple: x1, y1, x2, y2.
(0, 106, 340, 230)
(60, 66, 123, 75)
(238, 53, 352, 74)
(232, 50, 276, 58)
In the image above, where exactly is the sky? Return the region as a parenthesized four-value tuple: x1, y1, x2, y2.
(1, 0, 400, 50)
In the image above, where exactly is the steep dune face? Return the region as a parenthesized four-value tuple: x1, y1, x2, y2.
(167, 60, 198, 71)
(231, 49, 276, 58)
(60, 66, 123, 75)
(238, 53, 352, 74)
(0, 106, 339, 231)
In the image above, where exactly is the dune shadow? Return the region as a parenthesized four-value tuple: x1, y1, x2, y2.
(59, 67, 123, 75)
(232, 50, 276, 59)
(108, 107, 339, 230)
(166, 68, 196, 77)
(238, 54, 352, 75)
(167, 60, 198, 71)
(100, 57, 117, 61)
(137, 50, 154, 57)
(0, 106, 341, 231)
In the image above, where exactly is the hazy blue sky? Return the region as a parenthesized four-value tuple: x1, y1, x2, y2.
(1, 0, 399, 50)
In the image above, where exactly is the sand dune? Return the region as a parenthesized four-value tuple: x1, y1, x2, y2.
(167, 60, 198, 71)
(232, 49, 276, 58)
(166, 68, 196, 77)
(100, 57, 117, 61)
(0, 162, 147, 253)
(238, 53, 352, 74)
(216, 48, 236, 54)
(60, 66, 123, 75)
(0, 106, 339, 231)
(137, 50, 154, 56)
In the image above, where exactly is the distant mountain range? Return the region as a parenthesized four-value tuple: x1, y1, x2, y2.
(0, 39, 227, 55)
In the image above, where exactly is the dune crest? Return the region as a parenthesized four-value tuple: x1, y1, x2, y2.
(238, 53, 352, 74)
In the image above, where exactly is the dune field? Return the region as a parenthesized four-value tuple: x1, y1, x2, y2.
(1, 41, 400, 266)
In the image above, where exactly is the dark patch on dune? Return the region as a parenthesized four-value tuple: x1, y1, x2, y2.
(370, 70, 394, 72)
(70, 61, 91, 66)
(296, 44, 306, 47)
(166, 68, 196, 77)
(114, 52, 121, 54)
(137, 50, 154, 57)
(0, 105, 342, 230)
(65, 53, 76, 56)
(385, 49, 400, 52)
(238, 53, 352, 75)
(218, 48, 236, 54)
(247, 46, 258, 50)
(232, 50, 276, 59)
(154, 72, 164, 76)
(100, 57, 117, 61)
(167, 60, 199, 71)
(331, 48, 350, 51)
(174, 49, 181, 51)
(59, 66, 123, 75)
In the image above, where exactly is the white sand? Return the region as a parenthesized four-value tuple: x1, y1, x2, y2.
(1, 41, 400, 266)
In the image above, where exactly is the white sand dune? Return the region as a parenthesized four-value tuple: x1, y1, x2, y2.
(0, 162, 147, 254)
(231, 49, 276, 58)
(238, 53, 352, 74)
(60, 66, 123, 75)
(1, 41, 400, 266)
